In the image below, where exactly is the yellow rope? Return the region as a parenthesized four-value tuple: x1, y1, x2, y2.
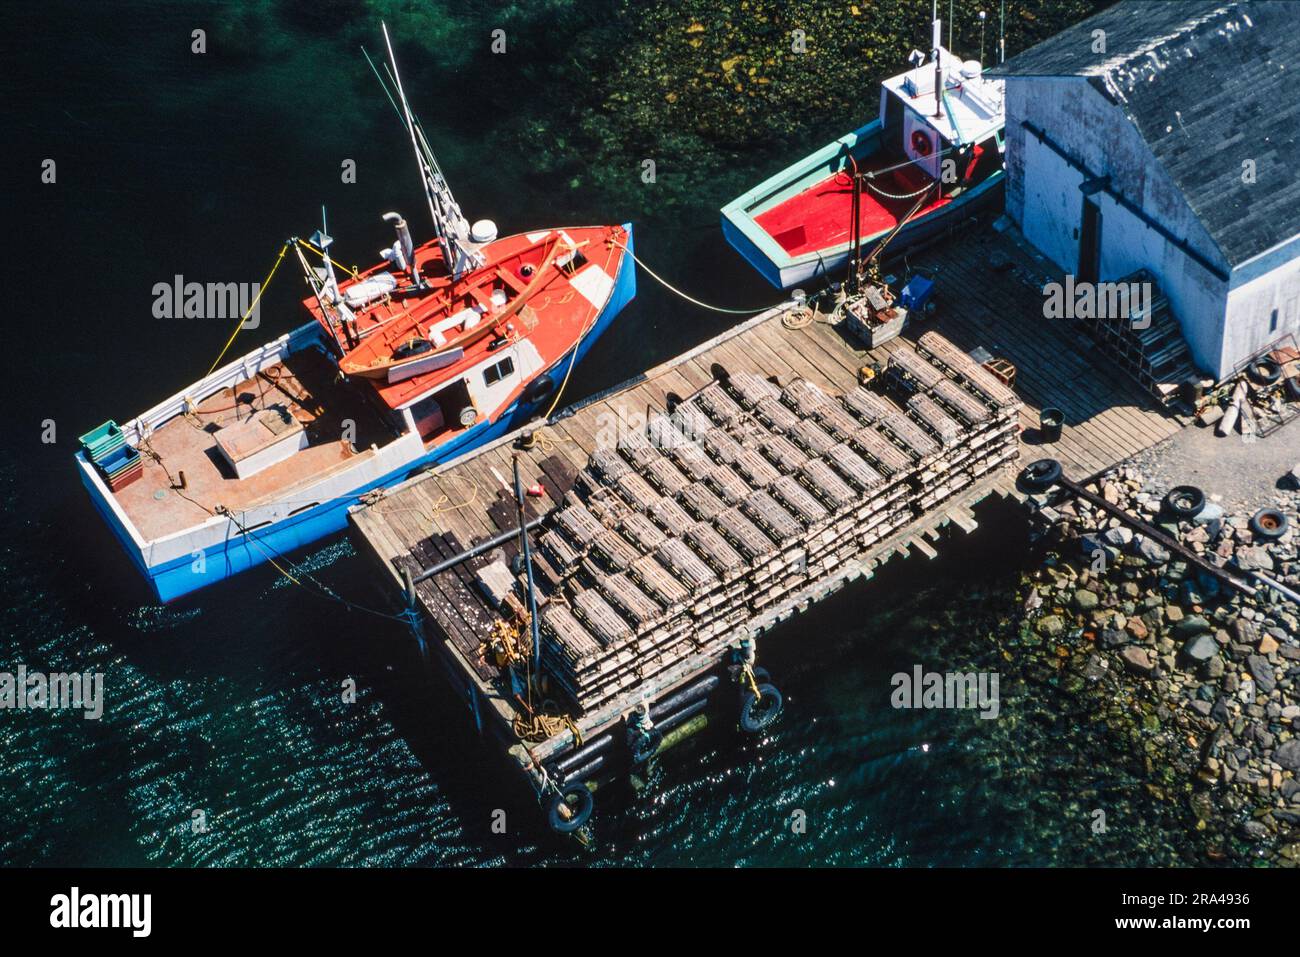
(205, 243, 290, 377)
(296, 238, 361, 281)
(421, 486, 480, 533)
(534, 236, 622, 422)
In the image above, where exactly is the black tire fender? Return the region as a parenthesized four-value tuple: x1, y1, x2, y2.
(523, 374, 556, 405)
(1162, 485, 1206, 519)
(547, 782, 594, 834)
(1019, 458, 1062, 492)
(739, 683, 784, 734)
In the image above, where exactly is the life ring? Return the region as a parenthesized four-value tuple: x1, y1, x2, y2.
(547, 782, 594, 834)
(911, 129, 933, 156)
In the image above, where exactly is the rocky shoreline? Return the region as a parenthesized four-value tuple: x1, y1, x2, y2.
(1020, 451, 1300, 865)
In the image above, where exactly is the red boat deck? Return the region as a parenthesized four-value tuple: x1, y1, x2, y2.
(755, 162, 949, 257)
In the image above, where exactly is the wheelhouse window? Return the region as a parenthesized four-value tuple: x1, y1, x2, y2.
(483, 356, 515, 387)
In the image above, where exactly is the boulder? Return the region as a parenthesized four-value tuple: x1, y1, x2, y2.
(1133, 535, 1171, 565)
(1102, 527, 1133, 548)
(1073, 589, 1100, 612)
(1191, 502, 1225, 526)
(1235, 546, 1275, 573)
(1036, 615, 1065, 639)
(1174, 616, 1211, 639)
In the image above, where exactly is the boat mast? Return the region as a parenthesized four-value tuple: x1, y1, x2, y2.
(381, 22, 484, 282)
(294, 213, 353, 357)
(999, 0, 1006, 64)
(932, 3, 943, 119)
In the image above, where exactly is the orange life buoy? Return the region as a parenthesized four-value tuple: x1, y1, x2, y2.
(911, 129, 933, 156)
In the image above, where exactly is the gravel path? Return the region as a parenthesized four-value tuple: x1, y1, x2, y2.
(1127, 415, 1299, 514)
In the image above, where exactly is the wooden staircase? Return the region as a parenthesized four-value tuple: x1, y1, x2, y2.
(1078, 269, 1196, 407)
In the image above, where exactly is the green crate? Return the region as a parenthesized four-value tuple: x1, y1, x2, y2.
(79, 421, 125, 462)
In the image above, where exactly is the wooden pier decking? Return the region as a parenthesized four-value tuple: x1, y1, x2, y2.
(347, 224, 1186, 792)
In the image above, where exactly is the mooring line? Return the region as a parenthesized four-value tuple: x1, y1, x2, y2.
(612, 240, 767, 315)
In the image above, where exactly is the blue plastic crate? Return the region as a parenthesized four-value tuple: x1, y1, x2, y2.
(900, 275, 934, 312)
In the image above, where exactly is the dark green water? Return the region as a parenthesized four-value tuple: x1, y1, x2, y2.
(3, 0, 1194, 867)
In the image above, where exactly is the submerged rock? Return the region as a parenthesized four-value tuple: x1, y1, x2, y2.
(1037, 615, 1065, 639)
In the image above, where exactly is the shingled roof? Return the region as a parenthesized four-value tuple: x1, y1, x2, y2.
(990, 1, 1300, 268)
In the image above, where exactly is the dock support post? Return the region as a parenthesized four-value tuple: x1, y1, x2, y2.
(402, 566, 430, 666)
(468, 681, 483, 735)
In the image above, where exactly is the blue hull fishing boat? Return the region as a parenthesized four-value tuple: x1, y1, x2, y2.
(77, 27, 637, 602)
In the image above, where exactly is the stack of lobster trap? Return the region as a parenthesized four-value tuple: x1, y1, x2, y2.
(514, 330, 1021, 713)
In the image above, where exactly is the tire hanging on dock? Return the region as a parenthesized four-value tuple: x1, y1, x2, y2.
(739, 683, 784, 734)
(548, 781, 594, 834)
(523, 373, 556, 405)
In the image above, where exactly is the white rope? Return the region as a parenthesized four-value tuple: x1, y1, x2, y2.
(865, 177, 936, 201)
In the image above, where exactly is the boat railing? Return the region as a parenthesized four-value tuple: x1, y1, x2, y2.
(123, 323, 321, 445)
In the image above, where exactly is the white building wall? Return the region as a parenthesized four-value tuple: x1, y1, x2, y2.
(1004, 77, 1241, 377)
(1225, 242, 1300, 374)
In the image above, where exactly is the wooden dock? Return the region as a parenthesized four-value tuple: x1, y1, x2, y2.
(347, 224, 1186, 820)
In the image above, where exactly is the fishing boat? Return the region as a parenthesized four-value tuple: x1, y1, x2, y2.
(75, 27, 636, 602)
(721, 18, 1005, 289)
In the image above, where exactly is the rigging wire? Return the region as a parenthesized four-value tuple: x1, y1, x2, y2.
(204, 241, 291, 377)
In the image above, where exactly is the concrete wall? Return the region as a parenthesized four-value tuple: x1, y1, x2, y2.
(1004, 77, 1237, 377)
